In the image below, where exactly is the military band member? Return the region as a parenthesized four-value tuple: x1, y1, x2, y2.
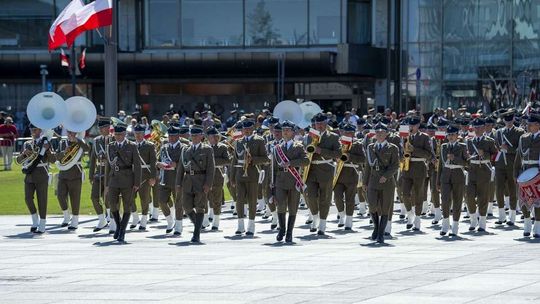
(466, 118, 497, 232)
(363, 123, 399, 244)
(88, 120, 112, 232)
(18, 124, 53, 233)
(305, 113, 341, 235)
(105, 124, 142, 243)
(230, 120, 269, 236)
(206, 127, 231, 230)
(264, 121, 283, 229)
(132, 124, 157, 230)
(333, 123, 365, 230)
(401, 116, 432, 231)
(273, 121, 309, 242)
(437, 125, 468, 236)
(494, 110, 524, 226)
(55, 130, 90, 230)
(156, 126, 185, 235)
(176, 125, 215, 242)
(484, 116, 498, 217)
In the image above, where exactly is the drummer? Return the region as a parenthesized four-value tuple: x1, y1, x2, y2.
(514, 112, 540, 238)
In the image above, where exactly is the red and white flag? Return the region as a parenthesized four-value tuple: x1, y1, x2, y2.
(79, 47, 86, 69)
(60, 49, 70, 67)
(48, 0, 85, 51)
(64, 0, 113, 48)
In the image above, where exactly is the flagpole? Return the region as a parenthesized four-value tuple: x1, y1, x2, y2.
(71, 43, 77, 96)
(104, 0, 118, 117)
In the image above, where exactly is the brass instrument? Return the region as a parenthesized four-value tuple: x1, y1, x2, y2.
(434, 139, 442, 172)
(400, 135, 413, 171)
(302, 131, 320, 183)
(56, 141, 83, 171)
(332, 138, 353, 189)
(16, 142, 39, 167)
(149, 119, 167, 155)
(242, 143, 251, 177)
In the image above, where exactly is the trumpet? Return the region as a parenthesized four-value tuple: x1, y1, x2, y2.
(400, 135, 413, 171)
(149, 119, 167, 155)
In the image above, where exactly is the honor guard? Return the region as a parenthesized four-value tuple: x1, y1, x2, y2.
(363, 122, 399, 244)
(263, 119, 282, 229)
(133, 124, 157, 230)
(206, 127, 232, 230)
(55, 130, 90, 230)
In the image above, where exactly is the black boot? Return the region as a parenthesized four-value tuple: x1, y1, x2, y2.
(117, 212, 130, 243)
(371, 213, 379, 241)
(112, 211, 121, 240)
(276, 213, 286, 242)
(191, 213, 204, 243)
(377, 215, 388, 244)
(285, 215, 296, 243)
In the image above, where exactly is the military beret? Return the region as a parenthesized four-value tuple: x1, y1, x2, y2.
(190, 125, 204, 135)
(380, 117, 391, 124)
(133, 124, 146, 133)
(281, 120, 295, 129)
(357, 118, 366, 125)
(234, 121, 243, 130)
(501, 109, 516, 121)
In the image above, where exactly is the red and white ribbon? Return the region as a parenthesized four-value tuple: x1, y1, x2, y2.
(275, 144, 307, 192)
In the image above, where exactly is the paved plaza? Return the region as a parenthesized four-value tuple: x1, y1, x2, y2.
(1, 204, 540, 304)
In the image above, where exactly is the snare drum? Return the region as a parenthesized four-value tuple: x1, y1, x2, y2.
(517, 168, 540, 209)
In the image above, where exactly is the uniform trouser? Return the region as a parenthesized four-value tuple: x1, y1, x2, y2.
(357, 186, 366, 202)
(429, 170, 440, 208)
(422, 177, 429, 203)
(236, 181, 258, 219)
(158, 185, 183, 219)
(275, 187, 300, 215)
(151, 184, 159, 208)
(134, 180, 152, 215)
(25, 182, 48, 219)
(441, 182, 464, 222)
(334, 182, 356, 216)
(466, 178, 490, 216)
(183, 191, 207, 214)
(90, 177, 108, 215)
(227, 179, 237, 202)
(495, 165, 517, 210)
(57, 178, 82, 215)
(208, 183, 224, 215)
(367, 186, 393, 217)
(521, 206, 540, 218)
(306, 179, 332, 219)
(108, 186, 134, 213)
(402, 176, 425, 216)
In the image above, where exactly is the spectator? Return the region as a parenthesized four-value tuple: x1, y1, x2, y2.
(0, 117, 17, 170)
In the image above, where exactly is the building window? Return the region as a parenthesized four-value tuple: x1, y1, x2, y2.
(0, 0, 54, 48)
(145, 0, 181, 47)
(347, 0, 369, 44)
(245, 0, 308, 46)
(182, 0, 243, 47)
(310, 0, 342, 45)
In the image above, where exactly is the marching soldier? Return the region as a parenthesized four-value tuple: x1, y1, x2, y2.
(55, 130, 90, 230)
(363, 122, 399, 244)
(18, 124, 53, 233)
(333, 123, 365, 230)
(273, 120, 309, 242)
(466, 118, 497, 232)
(305, 113, 341, 235)
(105, 123, 142, 243)
(484, 116, 498, 217)
(88, 120, 112, 232)
(437, 125, 468, 236)
(176, 125, 215, 243)
(156, 126, 185, 235)
(263, 120, 282, 229)
(206, 127, 231, 230)
(401, 116, 432, 231)
(494, 110, 524, 226)
(132, 124, 157, 230)
(230, 120, 269, 236)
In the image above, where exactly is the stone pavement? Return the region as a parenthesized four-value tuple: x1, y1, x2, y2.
(1, 204, 540, 304)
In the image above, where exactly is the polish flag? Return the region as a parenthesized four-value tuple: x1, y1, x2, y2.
(64, 0, 113, 48)
(79, 48, 86, 69)
(48, 0, 85, 51)
(308, 128, 321, 139)
(60, 49, 70, 67)
(339, 136, 353, 145)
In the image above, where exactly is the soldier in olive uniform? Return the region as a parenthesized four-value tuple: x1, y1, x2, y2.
(333, 123, 365, 230)
(230, 120, 269, 236)
(156, 126, 185, 235)
(401, 116, 432, 231)
(88, 120, 112, 232)
(176, 125, 215, 242)
(363, 123, 399, 244)
(18, 124, 54, 233)
(437, 125, 468, 236)
(273, 121, 309, 242)
(466, 118, 498, 232)
(494, 110, 524, 226)
(55, 130, 90, 230)
(206, 127, 231, 230)
(354, 120, 369, 216)
(105, 124, 142, 243)
(132, 124, 157, 230)
(263, 121, 282, 229)
(484, 116, 498, 217)
(305, 113, 341, 235)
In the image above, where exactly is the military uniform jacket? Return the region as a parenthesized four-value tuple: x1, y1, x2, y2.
(272, 140, 309, 190)
(494, 126, 525, 169)
(176, 143, 215, 193)
(436, 142, 468, 185)
(231, 134, 269, 183)
(466, 136, 497, 182)
(306, 130, 341, 182)
(211, 142, 231, 186)
(514, 132, 540, 178)
(363, 142, 399, 190)
(336, 139, 365, 184)
(17, 137, 54, 184)
(56, 138, 90, 180)
(157, 141, 184, 188)
(401, 131, 432, 179)
(105, 140, 142, 189)
(387, 132, 403, 156)
(89, 135, 111, 180)
(136, 140, 157, 182)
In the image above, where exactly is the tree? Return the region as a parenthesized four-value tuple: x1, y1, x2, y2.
(248, 0, 280, 46)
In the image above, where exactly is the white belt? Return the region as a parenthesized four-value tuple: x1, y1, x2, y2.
(37, 163, 48, 168)
(410, 158, 426, 162)
(444, 164, 464, 169)
(237, 160, 246, 164)
(343, 163, 358, 168)
(522, 160, 537, 165)
(470, 160, 491, 164)
(141, 165, 150, 169)
(215, 166, 224, 169)
(312, 160, 333, 165)
(234, 165, 243, 168)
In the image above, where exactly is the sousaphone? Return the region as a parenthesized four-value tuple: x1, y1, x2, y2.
(273, 100, 303, 125)
(299, 101, 322, 128)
